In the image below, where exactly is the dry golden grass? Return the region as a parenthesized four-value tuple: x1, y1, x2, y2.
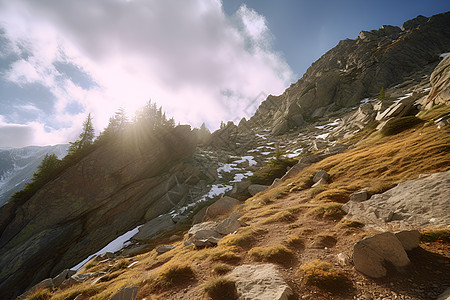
(249, 244, 293, 264)
(420, 227, 450, 242)
(308, 203, 344, 220)
(218, 227, 265, 248)
(144, 264, 195, 292)
(303, 118, 450, 195)
(300, 259, 349, 290)
(262, 210, 296, 224)
(338, 219, 365, 228)
(211, 264, 233, 275)
(285, 234, 305, 248)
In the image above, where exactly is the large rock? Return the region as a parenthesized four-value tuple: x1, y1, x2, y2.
(184, 213, 247, 247)
(184, 221, 222, 247)
(204, 196, 240, 221)
(132, 215, 176, 242)
(0, 126, 197, 299)
(52, 269, 76, 288)
(423, 54, 450, 109)
(343, 171, 450, 230)
(248, 184, 269, 196)
(395, 230, 420, 251)
(313, 170, 330, 183)
(227, 264, 293, 300)
(375, 97, 417, 121)
(353, 232, 410, 278)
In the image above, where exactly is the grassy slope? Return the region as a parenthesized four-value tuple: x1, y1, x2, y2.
(30, 106, 450, 300)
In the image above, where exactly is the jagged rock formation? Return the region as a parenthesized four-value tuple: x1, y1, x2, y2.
(423, 54, 450, 109)
(0, 126, 197, 299)
(247, 12, 450, 135)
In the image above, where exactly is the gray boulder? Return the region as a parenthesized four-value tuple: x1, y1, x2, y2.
(343, 171, 450, 230)
(52, 269, 76, 288)
(215, 212, 248, 235)
(156, 245, 176, 255)
(204, 196, 240, 221)
(312, 177, 328, 187)
(423, 54, 450, 109)
(227, 264, 293, 300)
(313, 170, 330, 183)
(132, 215, 176, 242)
(248, 184, 269, 196)
(349, 190, 368, 202)
(191, 206, 208, 225)
(395, 230, 420, 251)
(353, 232, 410, 278)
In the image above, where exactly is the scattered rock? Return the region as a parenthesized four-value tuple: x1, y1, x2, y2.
(280, 154, 323, 182)
(191, 206, 208, 225)
(230, 180, 252, 200)
(353, 232, 410, 278)
(52, 269, 76, 288)
(156, 245, 176, 254)
(184, 213, 247, 247)
(395, 230, 420, 251)
(228, 264, 293, 300)
(337, 252, 351, 266)
(349, 190, 368, 202)
(248, 184, 269, 196)
(343, 171, 450, 230)
(110, 286, 139, 300)
(184, 221, 222, 247)
(313, 170, 330, 183)
(204, 196, 240, 221)
(215, 212, 248, 235)
(122, 244, 148, 257)
(312, 177, 328, 187)
(132, 215, 176, 241)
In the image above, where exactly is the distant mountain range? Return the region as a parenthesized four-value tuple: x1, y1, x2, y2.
(0, 144, 68, 207)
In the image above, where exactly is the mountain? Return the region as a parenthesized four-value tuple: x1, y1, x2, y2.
(0, 145, 68, 207)
(248, 12, 450, 135)
(1, 12, 450, 300)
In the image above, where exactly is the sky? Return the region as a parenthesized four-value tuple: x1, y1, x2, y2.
(0, 0, 448, 148)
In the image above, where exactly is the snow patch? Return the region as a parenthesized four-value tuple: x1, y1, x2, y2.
(72, 225, 142, 270)
(439, 52, 450, 58)
(316, 133, 330, 139)
(233, 156, 257, 166)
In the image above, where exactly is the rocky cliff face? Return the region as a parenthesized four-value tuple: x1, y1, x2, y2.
(0, 126, 197, 299)
(248, 12, 450, 135)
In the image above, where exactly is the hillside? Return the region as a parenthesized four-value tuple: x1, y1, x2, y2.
(1, 12, 450, 300)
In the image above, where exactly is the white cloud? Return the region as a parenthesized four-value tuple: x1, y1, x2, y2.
(0, 0, 294, 147)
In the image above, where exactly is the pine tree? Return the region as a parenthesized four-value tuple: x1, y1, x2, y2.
(68, 113, 95, 155)
(378, 87, 385, 101)
(33, 153, 61, 182)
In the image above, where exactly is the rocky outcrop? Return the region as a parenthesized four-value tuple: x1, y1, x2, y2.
(343, 171, 450, 230)
(423, 54, 450, 109)
(184, 212, 248, 247)
(247, 12, 450, 134)
(0, 126, 197, 299)
(227, 264, 293, 300)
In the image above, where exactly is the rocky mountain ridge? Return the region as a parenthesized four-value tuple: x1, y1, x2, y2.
(248, 12, 450, 135)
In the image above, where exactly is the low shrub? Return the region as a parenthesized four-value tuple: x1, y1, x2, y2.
(262, 211, 296, 224)
(380, 116, 424, 136)
(338, 219, 365, 228)
(249, 245, 293, 264)
(250, 158, 298, 185)
(308, 203, 344, 220)
(148, 264, 195, 291)
(420, 228, 450, 242)
(203, 278, 237, 300)
(212, 264, 233, 275)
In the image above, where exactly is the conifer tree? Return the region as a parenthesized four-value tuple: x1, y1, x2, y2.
(68, 113, 95, 155)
